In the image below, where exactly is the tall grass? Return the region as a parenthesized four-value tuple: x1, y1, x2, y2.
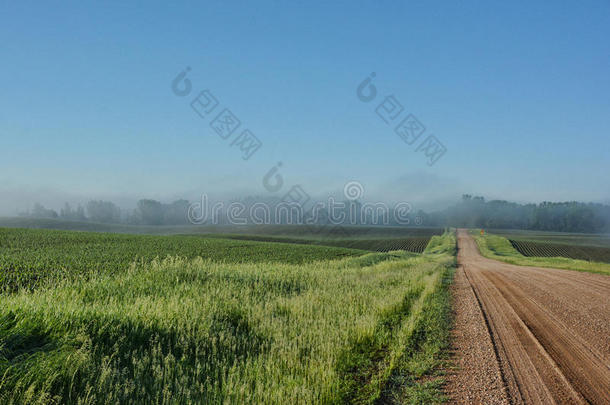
(0, 233, 455, 404)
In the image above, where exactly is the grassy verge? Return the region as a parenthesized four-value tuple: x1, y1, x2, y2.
(473, 232, 610, 276)
(0, 233, 456, 404)
(336, 231, 456, 404)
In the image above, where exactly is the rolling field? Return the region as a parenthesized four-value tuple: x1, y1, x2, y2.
(205, 234, 438, 253)
(495, 228, 610, 263)
(322, 237, 433, 252)
(472, 231, 610, 275)
(0, 227, 456, 404)
(0, 218, 443, 255)
(487, 228, 610, 247)
(0, 217, 442, 239)
(509, 239, 610, 263)
(0, 228, 364, 292)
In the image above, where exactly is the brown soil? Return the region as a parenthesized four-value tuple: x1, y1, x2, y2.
(445, 229, 610, 404)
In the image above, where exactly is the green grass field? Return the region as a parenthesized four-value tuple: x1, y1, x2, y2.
(0, 226, 456, 404)
(473, 231, 610, 276)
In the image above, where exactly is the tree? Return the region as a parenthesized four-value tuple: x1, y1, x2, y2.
(430, 197, 609, 233)
(75, 204, 87, 221)
(31, 203, 58, 218)
(163, 200, 190, 225)
(136, 199, 164, 225)
(86, 200, 120, 223)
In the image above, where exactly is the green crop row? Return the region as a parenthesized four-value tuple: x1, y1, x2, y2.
(0, 228, 365, 292)
(510, 239, 610, 263)
(198, 234, 439, 254)
(473, 232, 610, 275)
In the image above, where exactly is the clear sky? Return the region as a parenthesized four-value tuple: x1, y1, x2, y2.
(1, 1, 609, 213)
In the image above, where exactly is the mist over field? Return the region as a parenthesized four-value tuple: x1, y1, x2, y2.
(3, 174, 609, 222)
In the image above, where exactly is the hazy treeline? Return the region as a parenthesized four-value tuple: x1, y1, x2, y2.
(18, 197, 419, 227)
(20, 200, 192, 226)
(422, 195, 610, 233)
(18, 195, 610, 233)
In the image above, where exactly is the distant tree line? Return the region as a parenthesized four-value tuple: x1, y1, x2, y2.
(18, 197, 422, 227)
(19, 199, 192, 226)
(421, 195, 610, 233)
(18, 194, 610, 233)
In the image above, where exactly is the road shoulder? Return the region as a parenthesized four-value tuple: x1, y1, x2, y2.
(443, 265, 510, 404)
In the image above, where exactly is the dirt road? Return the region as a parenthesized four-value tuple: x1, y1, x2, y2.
(446, 229, 610, 404)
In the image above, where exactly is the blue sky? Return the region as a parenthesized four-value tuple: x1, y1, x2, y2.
(1, 1, 609, 212)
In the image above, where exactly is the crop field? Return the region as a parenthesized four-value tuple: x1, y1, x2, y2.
(0, 228, 364, 292)
(477, 229, 610, 264)
(205, 234, 439, 253)
(0, 219, 443, 255)
(322, 237, 433, 252)
(489, 228, 610, 263)
(200, 224, 443, 240)
(0, 217, 443, 239)
(509, 239, 610, 263)
(473, 231, 610, 275)
(0, 227, 456, 404)
(61, 223, 443, 255)
(486, 228, 610, 248)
